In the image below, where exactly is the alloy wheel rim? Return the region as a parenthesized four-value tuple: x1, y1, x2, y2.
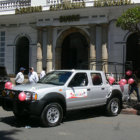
(47, 107, 60, 124)
(111, 100, 119, 114)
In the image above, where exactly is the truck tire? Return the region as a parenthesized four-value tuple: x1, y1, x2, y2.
(41, 102, 63, 127)
(106, 97, 121, 116)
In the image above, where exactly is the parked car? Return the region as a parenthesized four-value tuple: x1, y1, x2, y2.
(0, 70, 129, 127)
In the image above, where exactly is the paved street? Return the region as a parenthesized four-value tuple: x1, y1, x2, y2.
(0, 106, 140, 140)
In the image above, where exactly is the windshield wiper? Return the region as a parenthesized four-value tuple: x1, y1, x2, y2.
(45, 82, 57, 85)
(45, 82, 63, 85)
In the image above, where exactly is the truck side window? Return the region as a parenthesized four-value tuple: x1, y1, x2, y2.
(91, 73, 102, 85)
(68, 73, 88, 87)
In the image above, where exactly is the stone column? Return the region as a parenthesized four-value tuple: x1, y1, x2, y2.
(37, 43, 43, 74)
(89, 26, 96, 70)
(46, 27, 53, 73)
(36, 29, 43, 74)
(102, 24, 108, 73)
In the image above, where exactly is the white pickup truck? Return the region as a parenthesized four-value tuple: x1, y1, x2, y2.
(0, 70, 129, 127)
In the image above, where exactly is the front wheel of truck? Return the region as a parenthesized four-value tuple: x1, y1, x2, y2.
(41, 102, 63, 127)
(106, 97, 121, 116)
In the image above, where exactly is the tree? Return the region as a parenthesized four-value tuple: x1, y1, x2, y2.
(116, 6, 140, 35)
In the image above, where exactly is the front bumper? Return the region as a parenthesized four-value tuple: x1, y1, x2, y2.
(0, 94, 46, 116)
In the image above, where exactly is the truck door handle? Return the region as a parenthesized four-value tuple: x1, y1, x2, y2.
(87, 88, 90, 91)
(101, 87, 105, 90)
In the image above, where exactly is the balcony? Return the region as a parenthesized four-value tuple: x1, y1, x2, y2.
(0, 0, 132, 15)
(0, 0, 31, 9)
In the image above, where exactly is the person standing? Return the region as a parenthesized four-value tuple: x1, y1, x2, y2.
(15, 67, 26, 85)
(128, 71, 140, 102)
(28, 67, 39, 83)
(40, 69, 46, 79)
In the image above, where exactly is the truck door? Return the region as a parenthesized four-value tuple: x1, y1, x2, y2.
(89, 73, 109, 105)
(66, 72, 91, 110)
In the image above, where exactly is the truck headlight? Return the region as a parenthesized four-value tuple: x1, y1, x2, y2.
(26, 92, 32, 101)
(25, 92, 37, 101)
(18, 92, 37, 101)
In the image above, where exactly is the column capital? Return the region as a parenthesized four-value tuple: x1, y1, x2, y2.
(46, 58, 53, 62)
(37, 59, 42, 61)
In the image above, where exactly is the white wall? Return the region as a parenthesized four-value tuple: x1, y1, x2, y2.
(31, 0, 47, 6)
(132, 0, 140, 3)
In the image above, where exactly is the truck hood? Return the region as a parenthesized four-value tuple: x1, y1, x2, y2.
(12, 83, 57, 92)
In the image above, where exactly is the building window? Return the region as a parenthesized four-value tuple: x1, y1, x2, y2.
(0, 31, 5, 66)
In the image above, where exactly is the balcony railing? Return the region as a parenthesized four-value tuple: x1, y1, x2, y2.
(0, 0, 133, 15)
(47, 0, 85, 5)
(0, 0, 31, 9)
(0, 0, 132, 10)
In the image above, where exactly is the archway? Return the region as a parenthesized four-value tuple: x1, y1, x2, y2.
(16, 37, 29, 74)
(61, 32, 89, 69)
(55, 28, 90, 70)
(126, 33, 140, 77)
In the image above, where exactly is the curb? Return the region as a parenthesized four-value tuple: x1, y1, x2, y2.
(121, 108, 138, 115)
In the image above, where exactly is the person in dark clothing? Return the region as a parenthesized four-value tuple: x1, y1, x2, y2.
(126, 72, 140, 102)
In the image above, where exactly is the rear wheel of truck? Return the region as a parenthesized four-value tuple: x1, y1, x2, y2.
(41, 103, 63, 127)
(106, 97, 121, 116)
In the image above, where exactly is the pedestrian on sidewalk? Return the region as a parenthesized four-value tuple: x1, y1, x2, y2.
(15, 67, 26, 85)
(28, 67, 39, 84)
(40, 69, 46, 79)
(127, 71, 140, 102)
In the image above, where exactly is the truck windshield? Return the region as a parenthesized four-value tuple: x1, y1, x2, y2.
(38, 71, 72, 85)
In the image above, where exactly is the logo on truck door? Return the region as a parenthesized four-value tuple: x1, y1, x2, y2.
(66, 89, 87, 99)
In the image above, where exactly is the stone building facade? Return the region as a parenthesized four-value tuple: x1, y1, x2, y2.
(0, 0, 140, 78)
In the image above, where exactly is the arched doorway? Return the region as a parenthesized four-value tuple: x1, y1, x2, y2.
(126, 33, 140, 77)
(61, 32, 89, 69)
(16, 37, 29, 74)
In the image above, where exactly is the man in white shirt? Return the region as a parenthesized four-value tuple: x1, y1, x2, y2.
(15, 67, 25, 85)
(40, 70, 46, 79)
(28, 67, 39, 83)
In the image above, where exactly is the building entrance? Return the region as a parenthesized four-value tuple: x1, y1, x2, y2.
(126, 33, 140, 77)
(61, 32, 89, 69)
(16, 37, 29, 74)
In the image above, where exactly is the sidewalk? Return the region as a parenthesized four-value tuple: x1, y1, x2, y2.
(121, 95, 140, 115)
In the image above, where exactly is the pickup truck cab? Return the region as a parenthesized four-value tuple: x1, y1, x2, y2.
(0, 70, 129, 127)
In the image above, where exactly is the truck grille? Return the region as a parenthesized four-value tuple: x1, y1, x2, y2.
(2, 90, 21, 100)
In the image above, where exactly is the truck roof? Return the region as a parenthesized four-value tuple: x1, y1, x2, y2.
(52, 69, 104, 73)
